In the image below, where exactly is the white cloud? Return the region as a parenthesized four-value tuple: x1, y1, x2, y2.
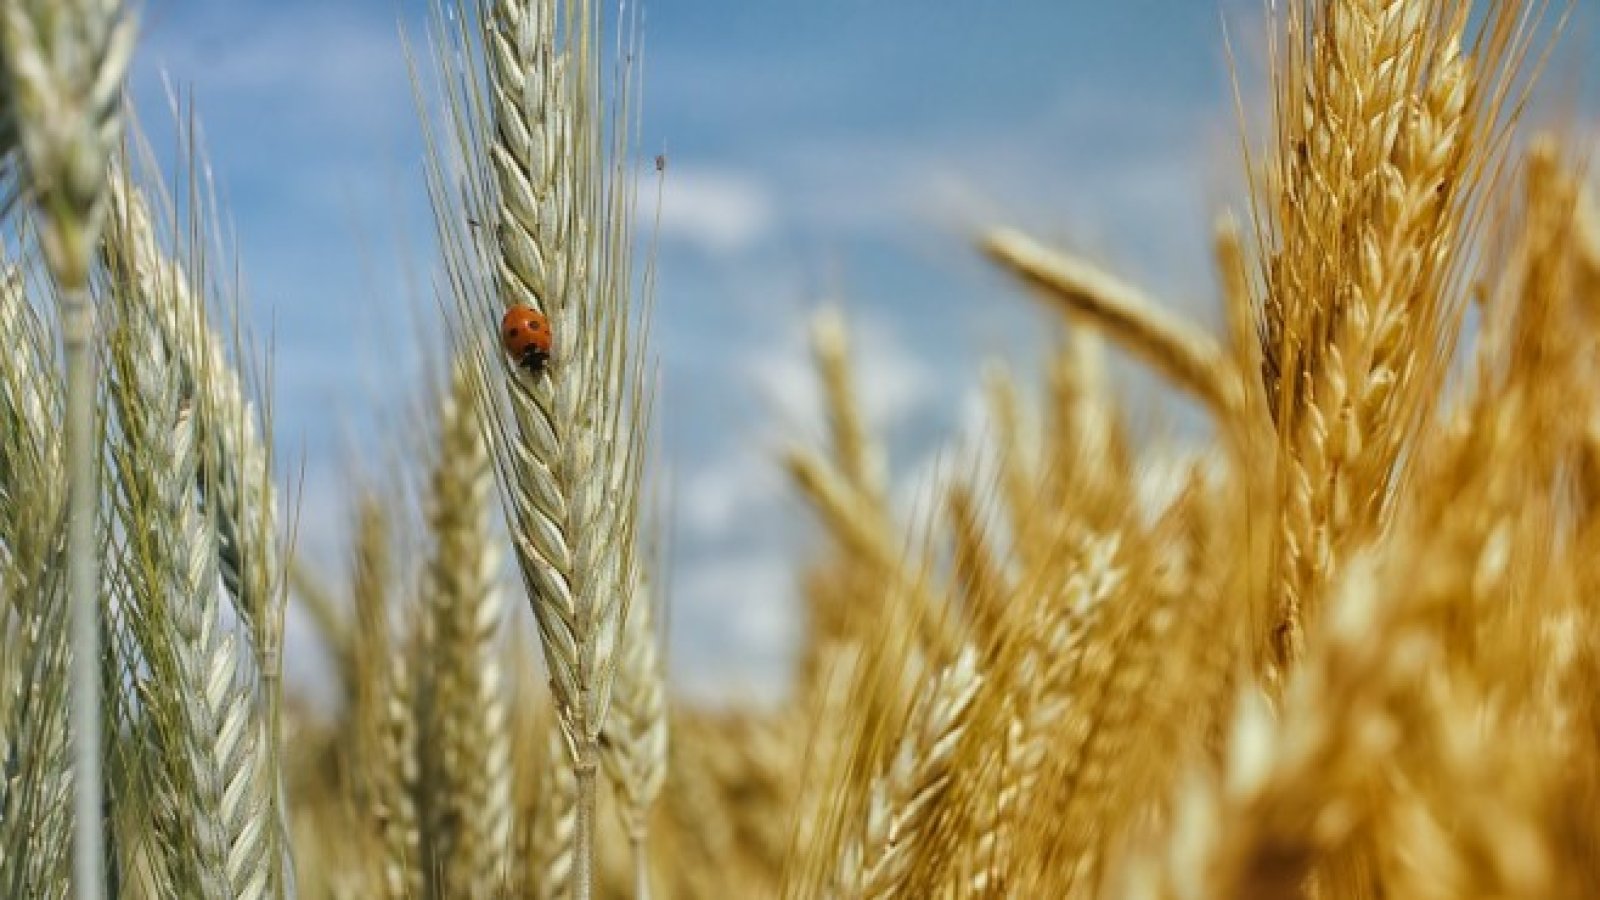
(650, 167, 777, 255)
(670, 555, 799, 706)
(680, 446, 787, 543)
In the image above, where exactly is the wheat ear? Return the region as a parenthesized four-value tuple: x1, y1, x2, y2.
(348, 497, 423, 900)
(101, 166, 293, 898)
(422, 3, 653, 895)
(600, 580, 668, 899)
(1260, 1, 1545, 666)
(421, 358, 513, 897)
(105, 279, 270, 899)
(0, 262, 72, 896)
(811, 306, 886, 502)
(0, 4, 135, 894)
(533, 717, 579, 900)
(982, 228, 1241, 419)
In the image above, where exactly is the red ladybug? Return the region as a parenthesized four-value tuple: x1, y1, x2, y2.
(501, 304, 552, 373)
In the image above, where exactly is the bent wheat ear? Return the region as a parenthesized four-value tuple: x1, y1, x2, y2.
(982, 228, 1241, 420)
(835, 647, 983, 899)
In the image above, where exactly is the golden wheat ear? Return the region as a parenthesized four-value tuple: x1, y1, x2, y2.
(1255, 0, 1552, 668)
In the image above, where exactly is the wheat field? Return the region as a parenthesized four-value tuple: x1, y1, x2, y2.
(1, 0, 1598, 898)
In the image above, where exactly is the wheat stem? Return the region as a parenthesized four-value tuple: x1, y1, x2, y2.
(62, 287, 101, 898)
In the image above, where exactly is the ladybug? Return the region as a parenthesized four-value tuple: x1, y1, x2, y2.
(501, 304, 552, 373)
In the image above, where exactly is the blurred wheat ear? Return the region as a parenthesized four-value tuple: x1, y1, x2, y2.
(600, 576, 668, 899)
(415, 0, 655, 896)
(0, 3, 136, 895)
(417, 357, 514, 897)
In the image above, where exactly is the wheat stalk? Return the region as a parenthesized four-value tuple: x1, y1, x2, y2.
(0, 4, 135, 893)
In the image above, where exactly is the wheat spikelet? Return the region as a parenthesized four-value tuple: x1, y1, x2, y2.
(599, 579, 667, 898)
(419, 358, 513, 898)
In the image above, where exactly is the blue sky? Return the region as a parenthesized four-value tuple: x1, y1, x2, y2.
(127, 0, 1600, 703)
